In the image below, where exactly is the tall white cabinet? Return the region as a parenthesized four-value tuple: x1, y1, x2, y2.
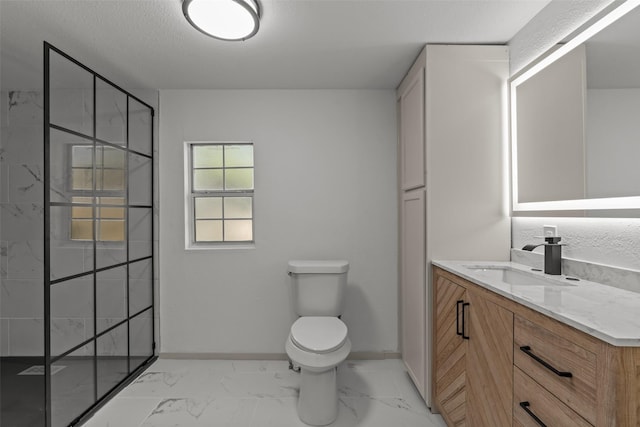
(397, 45, 511, 407)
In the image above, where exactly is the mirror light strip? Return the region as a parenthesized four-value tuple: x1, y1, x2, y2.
(511, 0, 640, 87)
(515, 196, 640, 211)
(511, 0, 640, 212)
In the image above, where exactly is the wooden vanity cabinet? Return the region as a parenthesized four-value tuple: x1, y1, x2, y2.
(514, 314, 598, 424)
(466, 290, 513, 426)
(434, 269, 513, 426)
(433, 266, 640, 427)
(434, 274, 467, 424)
(513, 367, 591, 427)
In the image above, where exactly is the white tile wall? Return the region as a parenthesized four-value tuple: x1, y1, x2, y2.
(0, 88, 158, 358)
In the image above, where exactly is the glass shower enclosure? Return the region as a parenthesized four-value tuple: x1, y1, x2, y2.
(0, 42, 156, 427)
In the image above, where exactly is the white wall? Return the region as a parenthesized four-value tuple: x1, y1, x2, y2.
(159, 90, 398, 355)
(512, 217, 640, 270)
(510, 0, 640, 272)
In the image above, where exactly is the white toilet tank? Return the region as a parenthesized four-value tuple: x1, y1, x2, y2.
(288, 260, 349, 317)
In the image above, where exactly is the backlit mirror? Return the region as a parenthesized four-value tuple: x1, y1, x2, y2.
(510, 0, 640, 214)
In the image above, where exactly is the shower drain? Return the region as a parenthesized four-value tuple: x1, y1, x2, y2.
(18, 365, 66, 376)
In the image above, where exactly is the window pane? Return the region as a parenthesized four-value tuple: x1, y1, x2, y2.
(73, 196, 93, 204)
(99, 220, 125, 241)
(99, 197, 125, 206)
(194, 169, 223, 191)
(101, 170, 125, 191)
(129, 208, 152, 260)
(72, 168, 93, 190)
(129, 98, 152, 155)
(102, 147, 125, 168)
(97, 146, 125, 191)
(50, 277, 93, 356)
(224, 220, 253, 241)
(225, 168, 253, 190)
(193, 145, 223, 168)
(224, 197, 252, 219)
(51, 130, 93, 203)
(72, 146, 93, 167)
(225, 145, 253, 167)
(72, 205, 93, 219)
(96, 78, 126, 146)
(51, 353, 95, 427)
(49, 50, 94, 137)
(130, 311, 153, 371)
(129, 153, 152, 206)
(195, 220, 223, 242)
(71, 220, 93, 240)
(51, 205, 94, 279)
(99, 206, 125, 219)
(97, 324, 128, 398)
(129, 260, 152, 314)
(96, 266, 127, 334)
(195, 197, 222, 219)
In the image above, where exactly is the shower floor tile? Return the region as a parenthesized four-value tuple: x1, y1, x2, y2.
(0, 357, 46, 427)
(83, 358, 447, 427)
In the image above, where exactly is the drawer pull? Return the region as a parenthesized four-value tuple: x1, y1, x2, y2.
(519, 401, 547, 427)
(456, 300, 463, 336)
(519, 346, 573, 378)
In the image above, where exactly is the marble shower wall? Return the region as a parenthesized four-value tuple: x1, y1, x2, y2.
(1, 90, 46, 357)
(1, 88, 158, 357)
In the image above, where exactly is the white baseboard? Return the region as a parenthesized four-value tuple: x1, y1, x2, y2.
(159, 351, 401, 360)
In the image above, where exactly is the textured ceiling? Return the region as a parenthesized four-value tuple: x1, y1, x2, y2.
(0, 0, 552, 90)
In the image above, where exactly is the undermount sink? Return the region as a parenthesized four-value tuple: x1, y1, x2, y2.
(463, 265, 577, 287)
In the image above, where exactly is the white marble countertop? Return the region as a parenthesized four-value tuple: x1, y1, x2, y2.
(433, 260, 640, 347)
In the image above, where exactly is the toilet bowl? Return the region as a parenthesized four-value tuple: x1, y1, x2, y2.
(286, 260, 351, 426)
(286, 316, 351, 426)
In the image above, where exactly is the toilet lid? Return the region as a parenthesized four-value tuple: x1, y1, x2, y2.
(290, 317, 348, 354)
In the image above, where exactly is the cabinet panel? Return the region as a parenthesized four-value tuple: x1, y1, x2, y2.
(401, 189, 426, 397)
(434, 273, 466, 425)
(466, 289, 513, 427)
(514, 314, 597, 424)
(399, 69, 425, 190)
(514, 367, 591, 427)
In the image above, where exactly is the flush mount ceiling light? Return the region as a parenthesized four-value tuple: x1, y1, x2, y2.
(183, 0, 261, 41)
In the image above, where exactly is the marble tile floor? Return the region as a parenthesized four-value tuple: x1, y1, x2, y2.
(83, 358, 447, 427)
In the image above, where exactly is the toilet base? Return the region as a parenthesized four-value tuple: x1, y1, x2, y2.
(298, 367, 338, 426)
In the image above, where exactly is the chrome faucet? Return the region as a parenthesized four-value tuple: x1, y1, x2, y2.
(522, 236, 563, 275)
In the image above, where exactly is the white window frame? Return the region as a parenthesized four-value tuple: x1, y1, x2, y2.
(184, 141, 255, 250)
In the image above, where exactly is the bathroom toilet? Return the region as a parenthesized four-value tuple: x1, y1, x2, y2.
(286, 260, 351, 426)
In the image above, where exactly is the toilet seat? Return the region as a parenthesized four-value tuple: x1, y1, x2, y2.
(290, 317, 348, 354)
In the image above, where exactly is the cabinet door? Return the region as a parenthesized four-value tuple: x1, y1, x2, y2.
(401, 189, 426, 398)
(399, 68, 425, 190)
(466, 290, 513, 427)
(433, 272, 467, 425)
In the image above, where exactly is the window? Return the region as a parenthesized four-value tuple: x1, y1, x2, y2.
(69, 144, 126, 241)
(186, 142, 254, 245)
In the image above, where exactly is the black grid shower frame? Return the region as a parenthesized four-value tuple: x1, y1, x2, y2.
(44, 41, 157, 427)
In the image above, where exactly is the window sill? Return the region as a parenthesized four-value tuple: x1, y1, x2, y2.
(185, 243, 256, 251)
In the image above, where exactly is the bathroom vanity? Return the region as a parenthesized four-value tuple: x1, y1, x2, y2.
(432, 261, 640, 426)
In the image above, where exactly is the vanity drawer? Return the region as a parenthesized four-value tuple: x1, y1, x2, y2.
(514, 315, 597, 424)
(514, 367, 591, 427)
